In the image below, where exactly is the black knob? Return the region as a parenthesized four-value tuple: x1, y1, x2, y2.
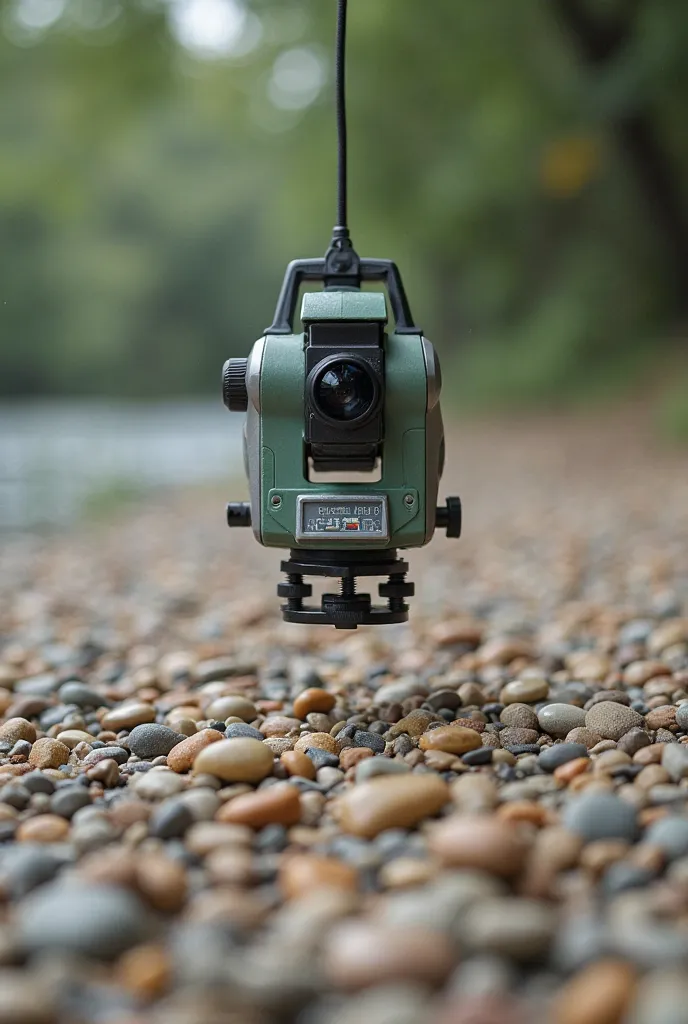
(222, 358, 249, 412)
(436, 496, 461, 538)
(226, 502, 251, 527)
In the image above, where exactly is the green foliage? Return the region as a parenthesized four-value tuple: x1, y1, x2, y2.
(0, 0, 687, 403)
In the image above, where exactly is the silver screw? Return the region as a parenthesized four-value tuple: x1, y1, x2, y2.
(271, 495, 282, 507)
(404, 493, 414, 506)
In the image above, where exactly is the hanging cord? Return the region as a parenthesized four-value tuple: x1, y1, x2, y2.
(334, 0, 348, 233)
(325, 0, 358, 279)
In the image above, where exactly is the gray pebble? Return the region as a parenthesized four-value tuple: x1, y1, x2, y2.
(356, 756, 410, 783)
(1, 846, 70, 898)
(224, 723, 263, 741)
(353, 730, 386, 753)
(675, 704, 688, 731)
(537, 703, 587, 738)
(20, 882, 150, 959)
(662, 743, 688, 782)
(462, 897, 556, 960)
(538, 743, 588, 772)
(375, 678, 428, 704)
(149, 799, 194, 839)
(39, 704, 81, 730)
(618, 728, 652, 756)
(127, 724, 183, 759)
(58, 682, 109, 708)
(644, 816, 688, 860)
(563, 792, 638, 842)
(83, 746, 130, 765)
(14, 674, 60, 697)
(50, 786, 92, 819)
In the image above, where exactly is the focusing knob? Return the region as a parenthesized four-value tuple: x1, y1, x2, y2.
(222, 358, 249, 412)
(436, 496, 462, 538)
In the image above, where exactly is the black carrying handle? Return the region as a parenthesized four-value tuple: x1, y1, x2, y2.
(265, 257, 420, 336)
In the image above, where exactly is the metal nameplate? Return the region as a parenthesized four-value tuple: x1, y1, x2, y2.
(295, 494, 389, 541)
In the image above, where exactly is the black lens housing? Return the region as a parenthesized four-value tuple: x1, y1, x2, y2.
(304, 320, 384, 472)
(307, 355, 381, 428)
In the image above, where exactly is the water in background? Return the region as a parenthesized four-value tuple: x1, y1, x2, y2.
(0, 400, 242, 529)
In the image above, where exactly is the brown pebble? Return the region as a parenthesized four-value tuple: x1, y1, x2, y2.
(633, 745, 664, 765)
(281, 750, 317, 779)
(101, 703, 156, 731)
(280, 854, 358, 898)
(580, 840, 630, 876)
(634, 764, 671, 790)
(0, 717, 36, 745)
(379, 857, 438, 889)
(205, 695, 257, 722)
(337, 774, 449, 838)
(325, 922, 453, 988)
(86, 758, 120, 788)
(28, 738, 70, 770)
(167, 729, 222, 773)
(216, 783, 301, 828)
(419, 726, 481, 755)
(423, 750, 458, 771)
(451, 773, 499, 811)
(551, 959, 637, 1024)
(263, 737, 296, 755)
(185, 821, 253, 855)
(292, 688, 336, 719)
(522, 827, 582, 898)
(338, 748, 373, 771)
(136, 852, 188, 912)
(193, 738, 273, 783)
(388, 710, 441, 738)
(497, 801, 551, 827)
(644, 705, 677, 731)
(554, 757, 592, 784)
(118, 944, 171, 1001)
(294, 732, 339, 755)
(16, 814, 69, 843)
(480, 637, 534, 667)
(260, 717, 302, 738)
(429, 814, 530, 877)
(623, 660, 672, 686)
(109, 800, 151, 828)
(566, 728, 604, 750)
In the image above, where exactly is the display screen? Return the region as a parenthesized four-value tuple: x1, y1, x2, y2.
(296, 495, 389, 541)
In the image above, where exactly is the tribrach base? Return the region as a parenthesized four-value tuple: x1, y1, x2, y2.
(278, 549, 414, 628)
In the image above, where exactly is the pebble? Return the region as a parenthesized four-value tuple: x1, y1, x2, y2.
(662, 743, 688, 781)
(20, 882, 150, 959)
(16, 814, 70, 843)
(539, 743, 589, 772)
(388, 710, 440, 738)
(127, 723, 183, 759)
(675, 703, 688, 731)
(281, 750, 317, 779)
(325, 922, 454, 988)
(280, 854, 358, 898)
(224, 723, 264, 740)
(205, 695, 257, 722)
(294, 732, 339, 755)
(585, 702, 645, 740)
(551, 959, 637, 1024)
(337, 774, 449, 838)
(149, 799, 194, 838)
(643, 817, 688, 860)
(538, 704, 587, 737)
(101, 702, 156, 731)
(352, 730, 386, 753)
(563, 792, 639, 843)
(355, 756, 410, 782)
(429, 815, 530, 876)
(217, 783, 301, 828)
(419, 726, 482, 755)
(462, 897, 556, 960)
(0, 718, 36, 745)
(28, 738, 70, 770)
(166, 728, 222, 772)
(293, 688, 336, 719)
(193, 738, 274, 783)
(500, 678, 549, 704)
(57, 681, 106, 708)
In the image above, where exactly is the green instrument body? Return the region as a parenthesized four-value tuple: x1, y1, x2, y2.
(243, 289, 444, 552)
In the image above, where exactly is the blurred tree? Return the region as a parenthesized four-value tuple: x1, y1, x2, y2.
(0, 0, 686, 403)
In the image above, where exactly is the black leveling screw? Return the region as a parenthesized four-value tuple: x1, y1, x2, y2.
(379, 572, 414, 613)
(277, 573, 312, 612)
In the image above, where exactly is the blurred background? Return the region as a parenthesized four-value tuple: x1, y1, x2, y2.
(1, 0, 687, 529)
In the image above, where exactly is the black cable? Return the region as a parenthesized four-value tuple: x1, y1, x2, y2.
(334, 0, 348, 232)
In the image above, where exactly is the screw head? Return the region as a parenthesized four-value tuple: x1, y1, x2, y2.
(404, 493, 415, 506)
(271, 495, 282, 508)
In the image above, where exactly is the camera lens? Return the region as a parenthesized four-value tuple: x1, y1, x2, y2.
(312, 359, 378, 423)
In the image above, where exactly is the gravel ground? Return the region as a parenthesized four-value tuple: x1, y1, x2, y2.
(0, 413, 687, 1024)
